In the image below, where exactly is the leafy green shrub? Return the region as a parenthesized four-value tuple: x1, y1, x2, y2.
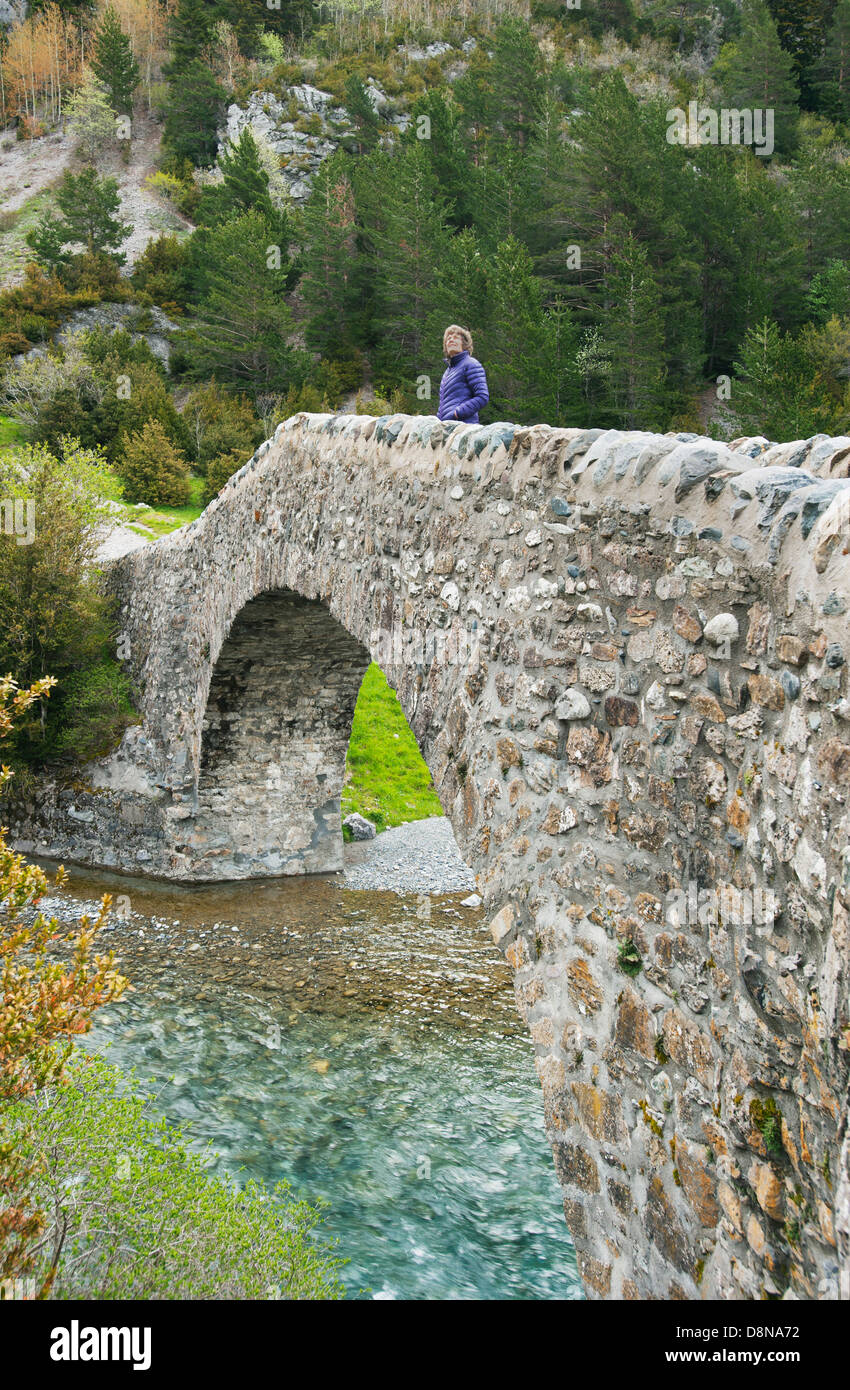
(324, 352, 365, 396)
(118, 419, 191, 506)
(0, 715, 127, 1293)
(153, 156, 202, 218)
(295, 112, 324, 135)
(0, 439, 123, 770)
(130, 234, 191, 314)
(0, 265, 75, 361)
(203, 447, 247, 502)
(144, 170, 187, 203)
(74, 326, 158, 373)
(729, 315, 850, 441)
(750, 1096, 784, 1155)
(6, 1052, 344, 1300)
(280, 381, 333, 415)
(354, 386, 409, 416)
(267, 59, 303, 89)
(59, 251, 131, 301)
(51, 662, 137, 764)
(8, 326, 190, 464)
(0, 331, 31, 359)
(181, 382, 263, 471)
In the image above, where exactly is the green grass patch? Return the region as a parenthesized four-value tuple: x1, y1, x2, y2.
(342, 663, 443, 835)
(0, 413, 24, 448)
(0, 186, 57, 286)
(113, 472, 206, 536)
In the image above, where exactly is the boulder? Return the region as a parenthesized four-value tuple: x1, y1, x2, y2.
(343, 813, 377, 841)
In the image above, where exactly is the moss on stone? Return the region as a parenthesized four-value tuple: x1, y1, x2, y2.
(750, 1096, 783, 1155)
(638, 1098, 663, 1137)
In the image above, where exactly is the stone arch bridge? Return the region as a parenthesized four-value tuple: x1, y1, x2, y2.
(13, 411, 850, 1301)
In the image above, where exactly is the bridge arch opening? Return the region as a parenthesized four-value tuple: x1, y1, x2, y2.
(194, 589, 371, 878)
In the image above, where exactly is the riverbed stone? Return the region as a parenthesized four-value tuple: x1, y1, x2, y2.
(343, 813, 377, 840)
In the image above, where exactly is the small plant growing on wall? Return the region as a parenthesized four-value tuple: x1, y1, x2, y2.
(749, 1096, 784, 1155)
(617, 938, 643, 978)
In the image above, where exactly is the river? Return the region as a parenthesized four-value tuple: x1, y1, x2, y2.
(41, 860, 582, 1300)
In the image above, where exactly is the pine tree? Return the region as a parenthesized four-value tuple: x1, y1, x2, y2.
(483, 235, 558, 423)
(717, 0, 800, 155)
(426, 227, 490, 357)
(558, 75, 667, 294)
(465, 145, 533, 251)
(727, 151, 804, 332)
(488, 16, 545, 151)
(523, 92, 573, 286)
(178, 209, 297, 390)
(453, 50, 493, 169)
(677, 144, 800, 375)
(403, 90, 471, 228)
(356, 144, 451, 378)
(119, 419, 190, 507)
(189, 131, 293, 302)
(53, 167, 130, 260)
(579, 0, 638, 40)
(26, 213, 69, 274)
(23, 1, 95, 13)
(343, 75, 382, 154)
(26, 0, 95, 14)
(788, 119, 850, 284)
(216, 0, 308, 56)
(813, 0, 850, 121)
(806, 259, 850, 322)
(196, 128, 277, 227)
(557, 74, 703, 394)
(300, 152, 360, 356)
(728, 315, 844, 439)
(162, 58, 226, 166)
(542, 298, 581, 427)
(641, 0, 720, 53)
(165, 0, 219, 75)
(766, 0, 834, 97)
(600, 216, 667, 430)
(91, 6, 140, 117)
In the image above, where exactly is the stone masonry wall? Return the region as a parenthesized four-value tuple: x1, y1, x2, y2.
(8, 411, 850, 1301)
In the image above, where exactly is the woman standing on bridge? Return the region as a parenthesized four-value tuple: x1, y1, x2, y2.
(437, 325, 490, 425)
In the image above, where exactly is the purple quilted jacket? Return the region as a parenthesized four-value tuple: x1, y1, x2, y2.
(437, 349, 489, 424)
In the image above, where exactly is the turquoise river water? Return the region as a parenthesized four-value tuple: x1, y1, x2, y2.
(45, 861, 582, 1301)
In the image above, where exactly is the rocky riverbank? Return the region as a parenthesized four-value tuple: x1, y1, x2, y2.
(33, 844, 504, 1036)
(343, 817, 476, 895)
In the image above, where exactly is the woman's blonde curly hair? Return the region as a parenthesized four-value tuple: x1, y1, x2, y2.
(443, 324, 474, 355)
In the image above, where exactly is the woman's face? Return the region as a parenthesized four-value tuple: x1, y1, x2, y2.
(445, 331, 463, 356)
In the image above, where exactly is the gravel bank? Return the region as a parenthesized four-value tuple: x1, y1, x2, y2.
(343, 816, 476, 895)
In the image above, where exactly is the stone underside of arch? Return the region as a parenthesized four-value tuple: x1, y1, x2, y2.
(193, 590, 370, 878)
